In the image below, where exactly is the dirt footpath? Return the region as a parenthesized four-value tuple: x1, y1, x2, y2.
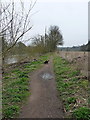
(19, 58, 64, 118)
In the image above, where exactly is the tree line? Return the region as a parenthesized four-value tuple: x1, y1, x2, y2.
(60, 41, 90, 52)
(2, 25, 63, 57)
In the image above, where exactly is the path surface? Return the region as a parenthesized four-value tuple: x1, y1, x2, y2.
(19, 58, 64, 118)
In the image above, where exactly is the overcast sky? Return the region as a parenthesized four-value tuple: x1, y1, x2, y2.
(88, 2, 90, 40)
(26, 0, 88, 47)
(3, 0, 88, 47)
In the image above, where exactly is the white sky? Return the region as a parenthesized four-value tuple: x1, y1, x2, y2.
(27, 0, 88, 47)
(2, 0, 89, 47)
(88, 2, 90, 40)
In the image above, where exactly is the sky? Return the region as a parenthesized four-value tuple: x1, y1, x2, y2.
(26, 0, 88, 47)
(88, 2, 90, 41)
(2, 0, 89, 47)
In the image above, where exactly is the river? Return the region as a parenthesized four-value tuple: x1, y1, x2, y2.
(4, 54, 28, 65)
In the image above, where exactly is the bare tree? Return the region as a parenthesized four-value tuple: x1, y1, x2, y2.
(32, 35, 46, 54)
(0, 0, 36, 59)
(48, 25, 63, 52)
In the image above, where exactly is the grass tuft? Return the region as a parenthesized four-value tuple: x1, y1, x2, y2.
(72, 107, 90, 120)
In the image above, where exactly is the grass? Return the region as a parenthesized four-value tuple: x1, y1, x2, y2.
(72, 107, 90, 120)
(2, 54, 50, 118)
(53, 55, 89, 119)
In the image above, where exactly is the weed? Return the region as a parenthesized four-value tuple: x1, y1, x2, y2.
(12, 69, 21, 73)
(53, 55, 89, 118)
(69, 70, 80, 77)
(72, 107, 90, 120)
(79, 80, 88, 90)
(71, 77, 79, 81)
(18, 72, 28, 78)
(4, 76, 10, 79)
(3, 105, 19, 118)
(67, 97, 76, 104)
(65, 104, 70, 111)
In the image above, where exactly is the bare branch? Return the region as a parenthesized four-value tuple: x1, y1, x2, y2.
(3, 26, 32, 56)
(1, 0, 36, 58)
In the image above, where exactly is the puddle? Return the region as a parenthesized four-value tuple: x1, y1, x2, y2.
(41, 73, 53, 80)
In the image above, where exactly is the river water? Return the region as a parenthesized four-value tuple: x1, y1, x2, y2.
(4, 54, 28, 65)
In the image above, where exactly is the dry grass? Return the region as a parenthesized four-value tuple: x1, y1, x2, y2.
(58, 51, 89, 78)
(53, 55, 89, 119)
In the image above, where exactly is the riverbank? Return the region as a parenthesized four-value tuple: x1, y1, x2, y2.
(2, 54, 49, 118)
(53, 54, 90, 119)
(2, 53, 90, 119)
(58, 51, 89, 77)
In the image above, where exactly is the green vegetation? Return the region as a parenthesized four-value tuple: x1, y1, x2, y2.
(2, 54, 49, 118)
(72, 107, 90, 120)
(67, 97, 77, 104)
(32, 25, 63, 54)
(53, 55, 89, 118)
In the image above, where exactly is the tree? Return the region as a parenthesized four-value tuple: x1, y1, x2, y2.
(47, 25, 63, 52)
(10, 42, 27, 55)
(32, 25, 63, 53)
(0, 0, 36, 59)
(32, 35, 46, 54)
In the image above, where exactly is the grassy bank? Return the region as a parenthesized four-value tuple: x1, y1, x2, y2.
(2, 54, 49, 118)
(53, 55, 90, 119)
